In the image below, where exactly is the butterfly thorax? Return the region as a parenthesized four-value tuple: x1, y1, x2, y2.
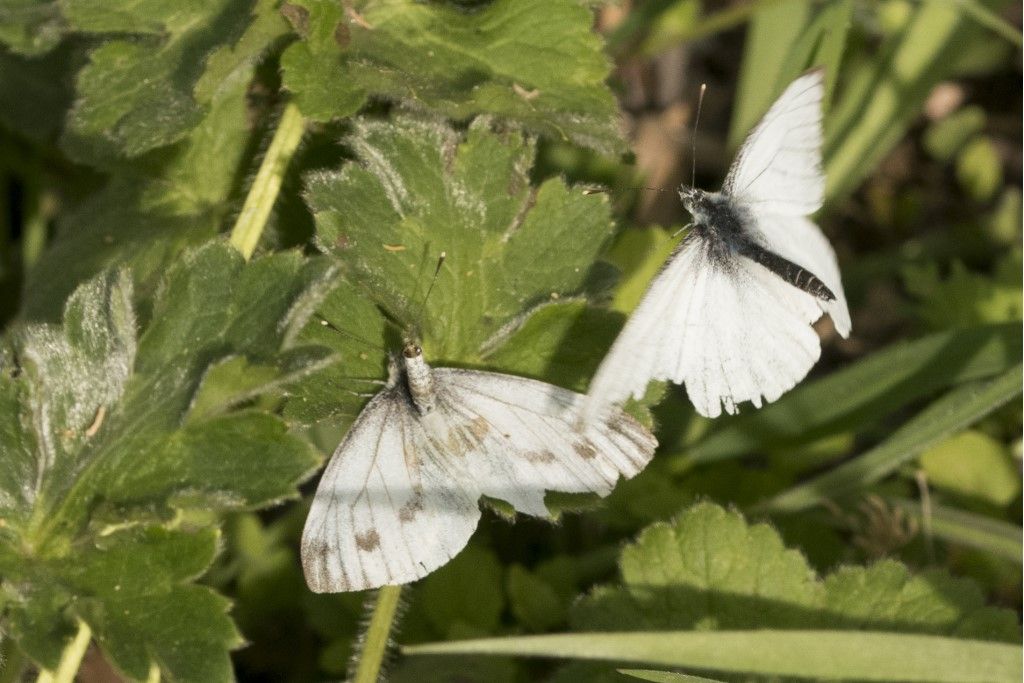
(678, 185, 835, 302)
(401, 342, 436, 415)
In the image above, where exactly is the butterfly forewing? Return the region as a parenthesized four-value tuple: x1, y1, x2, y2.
(723, 69, 826, 216)
(302, 389, 480, 593)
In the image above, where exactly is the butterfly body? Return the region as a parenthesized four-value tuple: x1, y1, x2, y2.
(585, 69, 851, 419)
(680, 186, 836, 303)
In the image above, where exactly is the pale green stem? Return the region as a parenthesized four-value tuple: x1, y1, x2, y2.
(35, 618, 91, 683)
(351, 585, 404, 683)
(229, 101, 306, 260)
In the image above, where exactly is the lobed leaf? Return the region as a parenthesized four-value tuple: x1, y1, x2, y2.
(301, 114, 616, 365)
(0, 242, 328, 680)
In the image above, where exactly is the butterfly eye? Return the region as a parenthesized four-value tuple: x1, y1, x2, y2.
(402, 344, 422, 358)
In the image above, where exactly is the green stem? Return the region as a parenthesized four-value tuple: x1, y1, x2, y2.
(35, 618, 91, 683)
(352, 585, 404, 683)
(0, 639, 25, 683)
(229, 100, 306, 260)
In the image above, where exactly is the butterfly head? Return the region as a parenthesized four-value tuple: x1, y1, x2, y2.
(677, 186, 713, 220)
(402, 341, 423, 360)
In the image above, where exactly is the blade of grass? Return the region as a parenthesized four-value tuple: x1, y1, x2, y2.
(229, 101, 306, 260)
(761, 364, 1022, 513)
(639, 0, 790, 56)
(729, 0, 813, 147)
(952, 0, 1023, 48)
(886, 496, 1023, 563)
(619, 669, 725, 683)
(403, 630, 1021, 683)
(823, 0, 998, 200)
(676, 323, 1020, 467)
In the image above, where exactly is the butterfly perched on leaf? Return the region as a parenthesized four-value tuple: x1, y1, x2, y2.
(585, 69, 851, 420)
(302, 340, 656, 593)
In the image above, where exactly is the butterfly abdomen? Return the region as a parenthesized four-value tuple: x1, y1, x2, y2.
(737, 241, 836, 302)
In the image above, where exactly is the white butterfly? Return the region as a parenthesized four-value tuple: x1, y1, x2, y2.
(585, 69, 851, 420)
(302, 342, 657, 593)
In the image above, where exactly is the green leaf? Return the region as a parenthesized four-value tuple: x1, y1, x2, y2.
(571, 503, 821, 631)
(484, 301, 624, 393)
(0, 243, 327, 679)
(956, 136, 1004, 201)
(918, 430, 1020, 505)
(680, 323, 1021, 465)
(280, 0, 623, 154)
(763, 364, 1023, 513)
(0, 0, 65, 55)
(573, 503, 1017, 636)
(507, 565, 566, 632)
(902, 255, 1023, 330)
(277, 0, 365, 122)
(418, 545, 504, 638)
(923, 105, 986, 161)
(21, 9, 279, 320)
(60, 0, 288, 162)
(303, 114, 616, 362)
(404, 630, 1022, 683)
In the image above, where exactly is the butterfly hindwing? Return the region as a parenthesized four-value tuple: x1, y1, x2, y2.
(435, 368, 657, 515)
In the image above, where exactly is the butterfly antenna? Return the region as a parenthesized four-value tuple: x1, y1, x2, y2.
(413, 252, 446, 338)
(692, 82, 707, 187)
(315, 315, 389, 353)
(582, 185, 673, 196)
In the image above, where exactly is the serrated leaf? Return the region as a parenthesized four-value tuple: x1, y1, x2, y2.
(0, 242, 327, 679)
(303, 114, 615, 363)
(571, 502, 1018, 639)
(280, 0, 623, 154)
(571, 503, 821, 631)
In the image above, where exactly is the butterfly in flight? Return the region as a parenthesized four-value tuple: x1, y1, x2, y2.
(302, 340, 656, 593)
(584, 69, 851, 420)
